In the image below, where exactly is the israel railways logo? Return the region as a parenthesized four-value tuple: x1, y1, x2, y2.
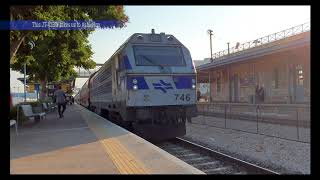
(152, 80, 173, 93)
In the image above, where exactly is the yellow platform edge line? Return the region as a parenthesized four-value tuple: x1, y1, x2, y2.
(107, 141, 135, 174)
(101, 139, 133, 174)
(112, 140, 148, 174)
(102, 138, 149, 174)
(109, 140, 137, 174)
(108, 138, 148, 174)
(111, 139, 148, 174)
(80, 108, 149, 174)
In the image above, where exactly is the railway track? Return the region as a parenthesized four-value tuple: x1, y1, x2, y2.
(156, 137, 280, 174)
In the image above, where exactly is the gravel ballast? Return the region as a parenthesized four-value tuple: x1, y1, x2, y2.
(183, 122, 310, 174)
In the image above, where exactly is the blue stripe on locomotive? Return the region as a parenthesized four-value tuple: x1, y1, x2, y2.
(173, 76, 193, 89)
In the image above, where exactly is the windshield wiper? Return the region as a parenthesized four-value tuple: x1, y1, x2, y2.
(140, 55, 164, 69)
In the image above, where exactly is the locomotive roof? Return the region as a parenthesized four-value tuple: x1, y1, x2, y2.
(127, 32, 182, 45)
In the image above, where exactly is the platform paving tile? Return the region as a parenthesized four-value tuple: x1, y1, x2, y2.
(10, 104, 119, 174)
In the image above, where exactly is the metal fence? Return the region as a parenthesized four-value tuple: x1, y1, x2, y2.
(192, 103, 310, 143)
(211, 22, 310, 60)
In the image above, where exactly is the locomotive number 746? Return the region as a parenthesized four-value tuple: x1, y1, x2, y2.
(174, 94, 191, 101)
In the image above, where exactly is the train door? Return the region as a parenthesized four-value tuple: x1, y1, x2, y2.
(112, 55, 121, 102)
(117, 54, 126, 102)
(112, 57, 117, 102)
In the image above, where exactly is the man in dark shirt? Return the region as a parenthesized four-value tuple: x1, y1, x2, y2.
(54, 85, 67, 118)
(255, 85, 260, 103)
(197, 90, 201, 101)
(258, 85, 265, 103)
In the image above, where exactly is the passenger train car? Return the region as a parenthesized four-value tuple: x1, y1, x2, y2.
(76, 29, 197, 141)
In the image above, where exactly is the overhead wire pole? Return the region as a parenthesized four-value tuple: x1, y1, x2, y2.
(23, 62, 26, 102)
(24, 41, 35, 102)
(207, 29, 214, 62)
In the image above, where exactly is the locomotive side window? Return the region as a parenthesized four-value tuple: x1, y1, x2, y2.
(133, 46, 185, 66)
(118, 54, 125, 71)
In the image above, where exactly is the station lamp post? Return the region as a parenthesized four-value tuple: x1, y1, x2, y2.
(207, 29, 214, 62)
(23, 41, 35, 102)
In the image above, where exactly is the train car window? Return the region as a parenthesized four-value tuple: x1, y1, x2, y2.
(133, 45, 185, 66)
(115, 56, 119, 70)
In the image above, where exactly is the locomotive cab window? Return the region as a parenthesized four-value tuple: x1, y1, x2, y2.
(133, 45, 185, 66)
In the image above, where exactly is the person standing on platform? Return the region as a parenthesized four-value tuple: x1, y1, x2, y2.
(255, 84, 260, 104)
(54, 85, 67, 118)
(197, 90, 201, 101)
(258, 85, 265, 103)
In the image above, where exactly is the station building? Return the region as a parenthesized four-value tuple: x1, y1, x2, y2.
(195, 23, 310, 104)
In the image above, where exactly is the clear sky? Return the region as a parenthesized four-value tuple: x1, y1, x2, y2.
(10, 5, 310, 92)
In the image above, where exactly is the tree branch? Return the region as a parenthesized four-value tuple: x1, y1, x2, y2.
(10, 32, 28, 64)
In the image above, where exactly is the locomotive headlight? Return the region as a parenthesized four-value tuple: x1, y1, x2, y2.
(137, 35, 143, 40)
(133, 85, 138, 90)
(133, 79, 138, 84)
(192, 78, 196, 89)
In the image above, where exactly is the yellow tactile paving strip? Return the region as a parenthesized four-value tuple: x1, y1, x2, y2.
(100, 138, 149, 174)
(79, 106, 149, 174)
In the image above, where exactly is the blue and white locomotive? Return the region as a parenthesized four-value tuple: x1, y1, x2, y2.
(79, 29, 197, 141)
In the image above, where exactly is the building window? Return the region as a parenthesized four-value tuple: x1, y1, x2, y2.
(216, 72, 221, 93)
(297, 65, 304, 86)
(272, 68, 279, 89)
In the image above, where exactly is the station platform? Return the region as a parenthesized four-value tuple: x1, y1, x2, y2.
(10, 104, 204, 174)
